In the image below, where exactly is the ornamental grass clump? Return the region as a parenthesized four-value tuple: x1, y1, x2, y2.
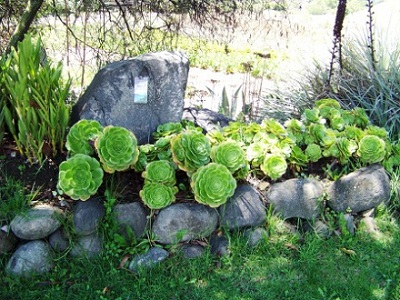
(66, 120, 103, 156)
(170, 130, 211, 174)
(95, 125, 139, 173)
(191, 163, 236, 208)
(57, 154, 104, 201)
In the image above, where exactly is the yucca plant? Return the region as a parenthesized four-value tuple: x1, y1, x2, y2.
(2, 34, 71, 163)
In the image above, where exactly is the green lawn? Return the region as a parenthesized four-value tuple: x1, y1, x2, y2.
(2, 211, 400, 300)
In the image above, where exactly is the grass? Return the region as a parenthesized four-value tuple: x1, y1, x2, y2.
(2, 178, 400, 300)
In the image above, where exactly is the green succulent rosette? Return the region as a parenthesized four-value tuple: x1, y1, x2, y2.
(153, 122, 183, 140)
(305, 143, 322, 163)
(357, 135, 386, 164)
(261, 118, 287, 136)
(66, 119, 103, 156)
(210, 140, 246, 173)
(315, 98, 341, 118)
(95, 125, 139, 173)
(139, 182, 178, 209)
(57, 154, 104, 201)
(142, 160, 176, 186)
(289, 145, 309, 166)
(261, 154, 287, 180)
(170, 130, 211, 174)
(191, 163, 237, 208)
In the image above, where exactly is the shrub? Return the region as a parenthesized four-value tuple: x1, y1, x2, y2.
(1, 34, 71, 163)
(57, 154, 104, 201)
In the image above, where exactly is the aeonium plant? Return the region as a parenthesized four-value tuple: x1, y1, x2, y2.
(357, 135, 386, 164)
(210, 140, 247, 175)
(57, 154, 104, 201)
(139, 182, 178, 210)
(170, 130, 211, 174)
(66, 119, 104, 156)
(190, 163, 237, 208)
(142, 160, 176, 186)
(261, 153, 287, 180)
(95, 125, 139, 173)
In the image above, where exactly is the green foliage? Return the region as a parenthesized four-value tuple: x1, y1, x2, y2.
(139, 182, 178, 210)
(66, 119, 103, 156)
(191, 162, 236, 207)
(305, 143, 322, 163)
(170, 130, 211, 174)
(95, 125, 139, 173)
(1, 34, 71, 163)
(57, 154, 104, 201)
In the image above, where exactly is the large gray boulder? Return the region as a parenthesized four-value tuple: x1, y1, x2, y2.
(73, 197, 105, 236)
(71, 51, 189, 144)
(219, 184, 266, 229)
(6, 240, 53, 277)
(327, 164, 390, 213)
(10, 205, 64, 240)
(113, 202, 148, 241)
(266, 178, 324, 219)
(152, 203, 218, 244)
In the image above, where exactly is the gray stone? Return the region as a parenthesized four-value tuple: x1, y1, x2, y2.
(0, 225, 18, 253)
(73, 197, 105, 236)
(219, 184, 266, 229)
(71, 51, 189, 144)
(210, 233, 230, 256)
(266, 178, 324, 219)
(152, 203, 218, 245)
(327, 164, 391, 213)
(48, 228, 70, 252)
(6, 240, 53, 277)
(180, 244, 204, 259)
(70, 233, 102, 258)
(10, 205, 64, 240)
(113, 202, 148, 241)
(182, 107, 233, 133)
(312, 220, 331, 239)
(244, 227, 268, 247)
(128, 247, 169, 272)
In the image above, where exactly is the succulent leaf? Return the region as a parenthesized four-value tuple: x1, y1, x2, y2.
(139, 182, 178, 209)
(142, 160, 176, 186)
(261, 154, 287, 180)
(357, 135, 386, 164)
(210, 140, 246, 173)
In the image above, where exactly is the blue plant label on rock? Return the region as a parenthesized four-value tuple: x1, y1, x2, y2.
(134, 76, 148, 104)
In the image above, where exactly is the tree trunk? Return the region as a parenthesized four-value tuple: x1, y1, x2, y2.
(5, 0, 44, 55)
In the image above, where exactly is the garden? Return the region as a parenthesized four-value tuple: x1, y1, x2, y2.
(1, 0, 400, 299)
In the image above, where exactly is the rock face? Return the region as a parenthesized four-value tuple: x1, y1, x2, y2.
(327, 164, 391, 213)
(6, 240, 53, 277)
(0, 225, 18, 253)
(10, 205, 64, 240)
(182, 107, 233, 133)
(113, 202, 148, 241)
(70, 233, 102, 258)
(71, 51, 189, 144)
(73, 197, 105, 236)
(267, 178, 324, 219)
(128, 247, 169, 272)
(219, 185, 266, 229)
(152, 203, 218, 244)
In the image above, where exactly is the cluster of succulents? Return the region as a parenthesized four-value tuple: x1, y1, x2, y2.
(57, 98, 400, 208)
(140, 160, 178, 209)
(58, 120, 139, 201)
